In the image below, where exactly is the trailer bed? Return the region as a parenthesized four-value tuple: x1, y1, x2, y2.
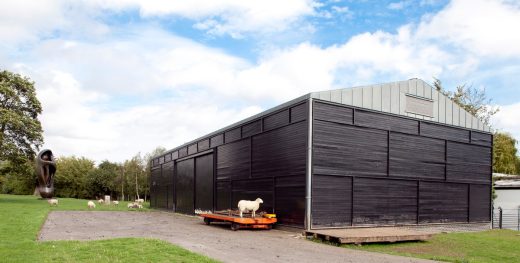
(200, 213, 277, 231)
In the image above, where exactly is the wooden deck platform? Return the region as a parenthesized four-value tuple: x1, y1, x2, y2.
(305, 227, 434, 244)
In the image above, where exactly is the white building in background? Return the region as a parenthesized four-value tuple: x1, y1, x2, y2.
(494, 179, 520, 210)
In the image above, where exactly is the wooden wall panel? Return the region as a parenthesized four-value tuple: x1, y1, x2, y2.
(275, 176, 306, 226)
(150, 167, 161, 208)
(353, 178, 417, 225)
(313, 101, 353, 125)
(252, 121, 307, 178)
(469, 184, 491, 222)
(312, 175, 352, 227)
(210, 134, 224, 148)
(216, 138, 250, 180)
(232, 179, 273, 213)
(355, 110, 418, 134)
(198, 139, 210, 151)
(419, 182, 468, 223)
(242, 120, 262, 138)
(389, 133, 445, 180)
(176, 159, 195, 214)
(447, 142, 491, 183)
(290, 102, 308, 123)
(216, 181, 231, 211)
(162, 162, 175, 210)
(264, 110, 289, 131)
(471, 131, 492, 147)
(420, 122, 470, 143)
(195, 154, 214, 211)
(313, 120, 387, 177)
(188, 143, 197, 155)
(179, 147, 188, 158)
(225, 127, 241, 143)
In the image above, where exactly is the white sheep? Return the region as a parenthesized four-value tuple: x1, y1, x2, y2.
(128, 202, 137, 208)
(47, 198, 58, 206)
(97, 199, 104, 204)
(112, 201, 119, 205)
(137, 204, 143, 209)
(238, 198, 263, 218)
(87, 201, 96, 209)
(135, 199, 144, 204)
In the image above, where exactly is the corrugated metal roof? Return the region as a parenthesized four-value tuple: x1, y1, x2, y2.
(310, 78, 490, 132)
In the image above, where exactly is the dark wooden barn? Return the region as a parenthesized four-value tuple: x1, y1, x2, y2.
(150, 79, 492, 230)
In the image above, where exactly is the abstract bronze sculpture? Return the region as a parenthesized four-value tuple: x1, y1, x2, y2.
(36, 149, 56, 199)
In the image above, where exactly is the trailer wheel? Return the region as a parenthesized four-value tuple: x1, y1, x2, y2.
(267, 224, 272, 230)
(231, 223, 240, 231)
(204, 218, 211, 225)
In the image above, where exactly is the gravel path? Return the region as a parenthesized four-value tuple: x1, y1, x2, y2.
(39, 211, 437, 263)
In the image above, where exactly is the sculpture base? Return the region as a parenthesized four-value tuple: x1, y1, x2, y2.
(38, 186, 54, 199)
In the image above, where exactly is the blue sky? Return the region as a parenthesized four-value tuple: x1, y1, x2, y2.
(1, 0, 519, 162)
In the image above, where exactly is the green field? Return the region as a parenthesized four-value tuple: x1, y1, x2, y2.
(341, 229, 520, 263)
(0, 194, 218, 263)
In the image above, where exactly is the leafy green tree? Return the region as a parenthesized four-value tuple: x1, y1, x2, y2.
(433, 78, 499, 127)
(85, 160, 120, 198)
(0, 70, 43, 165)
(0, 160, 34, 194)
(493, 132, 518, 175)
(54, 156, 95, 198)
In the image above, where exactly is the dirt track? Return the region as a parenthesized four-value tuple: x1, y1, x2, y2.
(38, 211, 437, 263)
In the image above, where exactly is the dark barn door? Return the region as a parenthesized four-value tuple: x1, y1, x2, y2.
(176, 159, 195, 214)
(195, 154, 214, 211)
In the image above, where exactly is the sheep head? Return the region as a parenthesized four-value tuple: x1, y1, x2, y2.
(256, 198, 263, 204)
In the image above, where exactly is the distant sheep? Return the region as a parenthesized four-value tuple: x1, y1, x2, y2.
(238, 198, 263, 218)
(88, 201, 96, 209)
(97, 199, 104, 204)
(47, 199, 58, 206)
(112, 201, 119, 205)
(135, 199, 144, 204)
(127, 202, 143, 209)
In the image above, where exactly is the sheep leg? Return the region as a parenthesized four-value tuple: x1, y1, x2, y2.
(240, 210, 243, 218)
(252, 210, 255, 218)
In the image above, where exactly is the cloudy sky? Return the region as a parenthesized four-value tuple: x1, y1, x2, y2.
(1, 0, 519, 162)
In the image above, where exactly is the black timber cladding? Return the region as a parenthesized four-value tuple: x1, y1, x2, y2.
(150, 94, 491, 228)
(151, 101, 308, 227)
(312, 175, 352, 227)
(389, 133, 445, 180)
(195, 154, 213, 211)
(353, 178, 417, 226)
(311, 100, 491, 228)
(313, 119, 387, 177)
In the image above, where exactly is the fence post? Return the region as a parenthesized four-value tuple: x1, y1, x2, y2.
(499, 207, 503, 229)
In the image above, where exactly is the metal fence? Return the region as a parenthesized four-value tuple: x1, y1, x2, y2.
(492, 207, 520, 230)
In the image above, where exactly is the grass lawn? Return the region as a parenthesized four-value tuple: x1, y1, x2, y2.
(0, 194, 218, 263)
(341, 229, 520, 263)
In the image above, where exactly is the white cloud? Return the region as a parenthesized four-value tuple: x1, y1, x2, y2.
(91, 0, 319, 37)
(2, 0, 520, 162)
(493, 102, 520, 142)
(417, 0, 520, 57)
(388, 1, 412, 10)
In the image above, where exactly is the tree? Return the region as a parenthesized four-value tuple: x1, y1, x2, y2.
(493, 132, 518, 175)
(85, 160, 120, 198)
(433, 78, 499, 127)
(53, 156, 95, 198)
(0, 70, 43, 165)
